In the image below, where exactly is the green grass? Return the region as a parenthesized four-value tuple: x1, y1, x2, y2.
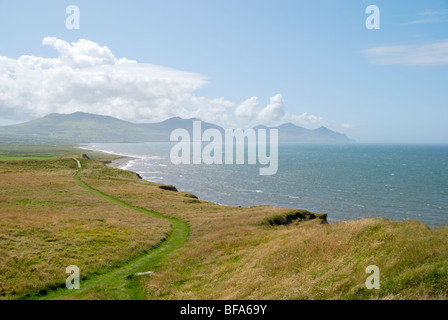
(0, 143, 126, 163)
(0, 158, 170, 299)
(0, 156, 57, 161)
(0, 144, 77, 157)
(34, 160, 190, 300)
(2, 154, 448, 300)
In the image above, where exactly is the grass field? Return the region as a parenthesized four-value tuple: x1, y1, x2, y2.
(0, 144, 78, 158)
(0, 158, 170, 299)
(0, 143, 123, 162)
(0, 156, 57, 161)
(0, 148, 447, 300)
(80, 160, 448, 300)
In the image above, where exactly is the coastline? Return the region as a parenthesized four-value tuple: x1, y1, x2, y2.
(79, 145, 447, 229)
(106, 156, 137, 169)
(81, 147, 253, 208)
(83, 147, 334, 222)
(2, 147, 448, 300)
(104, 154, 236, 207)
(77, 144, 141, 170)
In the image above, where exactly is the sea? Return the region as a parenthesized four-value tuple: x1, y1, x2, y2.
(81, 143, 448, 228)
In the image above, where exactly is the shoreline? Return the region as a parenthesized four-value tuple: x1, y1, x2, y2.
(80, 145, 446, 229)
(104, 155, 240, 208)
(2, 147, 448, 300)
(84, 149, 352, 226)
(107, 156, 138, 169)
(80, 146, 261, 209)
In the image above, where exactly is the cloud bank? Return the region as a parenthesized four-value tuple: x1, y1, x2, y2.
(0, 37, 330, 129)
(235, 94, 326, 128)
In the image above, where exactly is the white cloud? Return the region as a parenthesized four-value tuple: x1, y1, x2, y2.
(189, 96, 235, 124)
(235, 96, 258, 122)
(0, 37, 343, 131)
(400, 18, 443, 26)
(418, 10, 448, 16)
(363, 40, 448, 66)
(289, 112, 324, 127)
(0, 37, 233, 123)
(258, 94, 286, 124)
(234, 94, 329, 129)
(42, 37, 126, 67)
(400, 10, 447, 26)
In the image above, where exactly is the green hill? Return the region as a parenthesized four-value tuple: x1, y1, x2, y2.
(0, 112, 353, 144)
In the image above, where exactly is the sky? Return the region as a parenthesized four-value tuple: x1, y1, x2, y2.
(0, 0, 447, 143)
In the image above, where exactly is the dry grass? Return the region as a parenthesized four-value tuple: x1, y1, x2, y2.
(1, 158, 447, 300)
(0, 159, 170, 299)
(80, 160, 448, 300)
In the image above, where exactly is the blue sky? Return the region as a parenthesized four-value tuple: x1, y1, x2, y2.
(0, 0, 447, 143)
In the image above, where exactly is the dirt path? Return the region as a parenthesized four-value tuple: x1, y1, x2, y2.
(72, 158, 81, 169)
(37, 159, 189, 300)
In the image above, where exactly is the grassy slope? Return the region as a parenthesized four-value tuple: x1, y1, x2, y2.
(0, 159, 170, 299)
(0, 155, 447, 299)
(0, 144, 79, 158)
(0, 143, 125, 162)
(0, 156, 57, 161)
(0, 113, 166, 143)
(39, 160, 189, 300)
(81, 161, 448, 300)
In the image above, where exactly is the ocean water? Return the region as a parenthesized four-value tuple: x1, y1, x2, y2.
(82, 143, 448, 228)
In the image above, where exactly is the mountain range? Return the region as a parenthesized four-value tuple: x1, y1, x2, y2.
(0, 112, 353, 144)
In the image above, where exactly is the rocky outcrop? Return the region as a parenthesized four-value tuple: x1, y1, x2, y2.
(264, 210, 328, 226)
(158, 184, 178, 192)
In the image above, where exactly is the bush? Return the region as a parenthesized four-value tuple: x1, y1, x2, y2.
(263, 210, 327, 226)
(158, 185, 178, 192)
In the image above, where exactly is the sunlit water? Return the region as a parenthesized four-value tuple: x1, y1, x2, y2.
(81, 143, 448, 228)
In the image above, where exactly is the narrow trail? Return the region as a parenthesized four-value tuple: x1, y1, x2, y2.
(37, 159, 190, 300)
(73, 158, 81, 169)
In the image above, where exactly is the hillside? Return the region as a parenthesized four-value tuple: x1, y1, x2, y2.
(0, 112, 167, 143)
(255, 123, 353, 143)
(0, 157, 446, 300)
(0, 112, 353, 144)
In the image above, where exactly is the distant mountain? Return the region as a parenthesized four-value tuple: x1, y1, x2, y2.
(0, 112, 353, 144)
(254, 123, 353, 144)
(137, 116, 224, 138)
(0, 112, 155, 143)
(0, 112, 226, 143)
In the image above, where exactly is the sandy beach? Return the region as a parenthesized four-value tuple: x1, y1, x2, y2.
(105, 157, 136, 169)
